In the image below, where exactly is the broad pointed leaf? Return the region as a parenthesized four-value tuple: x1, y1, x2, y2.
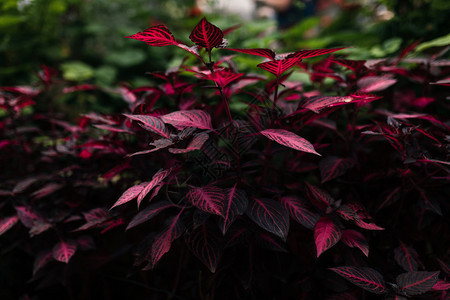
(137, 168, 171, 207)
(288, 47, 349, 59)
(246, 198, 289, 241)
(218, 185, 248, 234)
(189, 17, 224, 50)
(314, 216, 342, 257)
(432, 279, 450, 291)
(126, 201, 179, 230)
(151, 210, 185, 268)
(396, 271, 440, 296)
(280, 196, 319, 230)
(185, 224, 222, 273)
(303, 96, 354, 113)
(33, 249, 53, 275)
(394, 242, 420, 272)
(319, 156, 355, 183)
(161, 110, 213, 130)
(330, 266, 387, 294)
(226, 48, 276, 59)
(169, 133, 209, 154)
(257, 57, 300, 77)
(110, 182, 147, 209)
(126, 24, 177, 47)
(357, 76, 397, 92)
(52, 240, 77, 263)
(187, 185, 225, 217)
(0, 215, 19, 236)
(15, 206, 41, 228)
(305, 183, 335, 211)
(341, 229, 369, 257)
(260, 129, 320, 155)
(123, 114, 170, 138)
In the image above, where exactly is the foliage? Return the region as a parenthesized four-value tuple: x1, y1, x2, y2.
(1, 17, 449, 300)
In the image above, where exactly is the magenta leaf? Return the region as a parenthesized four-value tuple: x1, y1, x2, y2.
(0, 215, 19, 236)
(33, 249, 53, 275)
(394, 242, 420, 272)
(432, 279, 450, 291)
(288, 47, 349, 60)
(29, 220, 52, 237)
(314, 216, 342, 257)
(52, 240, 77, 263)
(31, 183, 63, 199)
(126, 24, 177, 47)
(126, 201, 179, 230)
(357, 76, 397, 92)
(226, 48, 276, 59)
(15, 206, 41, 228)
(185, 224, 222, 273)
(246, 198, 289, 241)
(329, 266, 387, 294)
(257, 57, 300, 77)
(168, 133, 209, 154)
(260, 129, 320, 155)
(150, 210, 185, 268)
(110, 182, 148, 209)
(303, 96, 354, 113)
(396, 271, 440, 296)
(305, 183, 335, 211)
(206, 68, 245, 87)
(187, 185, 226, 217)
(218, 185, 248, 235)
(341, 229, 369, 257)
(137, 168, 171, 207)
(161, 110, 213, 130)
(189, 17, 224, 50)
(279, 196, 319, 230)
(319, 156, 355, 183)
(74, 208, 110, 231)
(123, 114, 170, 138)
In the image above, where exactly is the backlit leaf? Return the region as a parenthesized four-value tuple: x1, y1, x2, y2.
(257, 57, 300, 77)
(52, 240, 77, 263)
(189, 17, 224, 50)
(288, 47, 349, 60)
(226, 48, 276, 59)
(126, 24, 177, 47)
(314, 216, 341, 257)
(260, 129, 320, 155)
(330, 266, 387, 294)
(357, 76, 397, 92)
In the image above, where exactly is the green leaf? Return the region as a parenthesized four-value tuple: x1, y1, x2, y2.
(415, 34, 450, 52)
(61, 61, 94, 82)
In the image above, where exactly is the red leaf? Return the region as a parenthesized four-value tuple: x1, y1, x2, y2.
(394, 242, 420, 272)
(187, 185, 226, 217)
(126, 24, 177, 47)
(137, 168, 171, 207)
(185, 224, 222, 273)
(246, 198, 289, 241)
(161, 110, 213, 130)
(314, 216, 341, 257)
(257, 57, 300, 77)
(303, 96, 353, 113)
(52, 240, 77, 263)
(123, 114, 170, 138)
(189, 17, 224, 50)
(330, 266, 387, 294)
(110, 182, 147, 209)
(0, 215, 19, 236)
(396, 271, 440, 296)
(280, 196, 319, 230)
(33, 249, 53, 275)
(205, 68, 245, 87)
(288, 47, 349, 60)
(305, 183, 335, 211)
(168, 133, 209, 154)
(218, 185, 248, 235)
(260, 129, 320, 155)
(341, 229, 369, 257)
(226, 48, 276, 59)
(150, 210, 185, 268)
(319, 156, 355, 183)
(126, 201, 179, 230)
(432, 279, 450, 291)
(357, 76, 397, 92)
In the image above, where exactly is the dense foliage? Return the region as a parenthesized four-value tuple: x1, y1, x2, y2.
(1, 16, 449, 300)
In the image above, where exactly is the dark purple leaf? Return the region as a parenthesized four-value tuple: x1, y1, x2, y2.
(257, 232, 288, 253)
(330, 58, 367, 72)
(185, 224, 222, 273)
(330, 266, 387, 294)
(15, 206, 41, 228)
(257, 57, 300, 77)
(0, 215, 19, 236)
(137, 168, 171, 207)
(357, 76, 397, 92)
(189, 17, 224, 50)
(246, 198, 289, 241)
(123, 114, 170, 138)
(376, 186, 401, 212)
(260, 129, 320, 155)
(169, 133, 209, 154)
(33, 249, 53, 275)
(31, 183, 63, 199)
(29, 220, 52, 237)
(226, 48, 276, 59)
(314, 216, 342, 257)
(396, 271, 440, 296)
(126, 24, 177, 47)
(305, 183, 335, 211)
(436, 258, 450, 275)
(76, 235, 95, 250)
(161, 110, 213, 130)
(319, 156, 355, 183)
(12, 176, 47, 194)
(303, 96, 354, 113)
(187, 185, 225, 217)
(394, 242, 420, 272)
(126, 201, 179, 230)
(279, 196, 319, 230)
(341, 229, 369, 257)
(52, 240, 77, 263)
(110, 182, 148, 209)
(218, 185, 248, 235)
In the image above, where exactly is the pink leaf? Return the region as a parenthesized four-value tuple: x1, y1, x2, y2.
(31, 183, 63, 199)
(110, 182, 148, 209)
(260, 129, 320, 155)
(123, 114, 170, 138)
(137, 168, 171, 207)
(218, 185, 248, 235)
(52, 240, 77, 263)
(341, 229, 369, 257)
(394, 242, 420, 272)
(126, 24, 177, 47)
(319, 156, 355, 183)
(246, 198, 289, 241)
(303, 96, 353, 113)
(396, 271, 440, 296)
(432, 279, 450, 291)
(330, 266, 387, 294)
(168, 133, 209, 154)
(0, 215, 19, 236)
(161, 110, 213, 130)
(185, 224, 222, 273)
(187, 185, 225, 217)
(257, 57, 300, 77)
(189, 17, 224, 50)
(358, 76, 397, 92)
(280, 196, 319, 230)
(126, 200, 179, 230)
(314, 216, 342, 257)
